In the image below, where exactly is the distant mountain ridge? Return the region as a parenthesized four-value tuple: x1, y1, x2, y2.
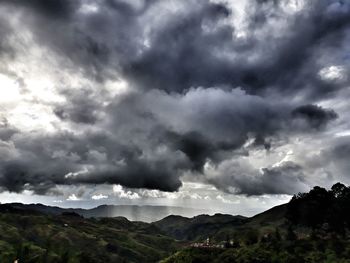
(153, 205, 288, 241)
(2, 201, 288, 242)
(6, 203, 208, 222)
(153, 213, 248, 241)
(3, 202, 288, 242)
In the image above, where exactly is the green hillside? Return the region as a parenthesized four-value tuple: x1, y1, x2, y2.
(154, 213, 246, 241)
(160, 183, 350, 263)
(153, 205, 288, 243)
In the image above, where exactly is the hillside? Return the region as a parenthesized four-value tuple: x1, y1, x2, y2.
(154, 214, 247, 241)
(153, 205, 289, 242)
(0, 204, 178, 263)
(161, 183, 350, 263)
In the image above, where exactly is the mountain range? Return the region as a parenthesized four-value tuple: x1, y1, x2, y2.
(6, 203, 207, 223)
(1, 183, 350, 262)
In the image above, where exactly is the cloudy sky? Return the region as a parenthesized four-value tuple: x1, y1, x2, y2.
(0, 0, 349, 216)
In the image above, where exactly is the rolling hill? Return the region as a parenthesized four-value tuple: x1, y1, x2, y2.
(154, 213, 247, 241)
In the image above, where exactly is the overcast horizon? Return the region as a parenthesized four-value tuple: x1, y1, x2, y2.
(0, 0, 350, 217)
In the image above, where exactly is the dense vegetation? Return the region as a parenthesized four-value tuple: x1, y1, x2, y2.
(287, 183, 350, 232)
(161, 183, 350, 263)
(153, 214, 246, 241)
(161, 238, 350, 263)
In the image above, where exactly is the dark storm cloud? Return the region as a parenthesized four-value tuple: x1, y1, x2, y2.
(168, 131, 220, 172)
(4, 0, 78, 18)
(0, 123, 188, 194)
(0, 0, 348, 195)
(66, 158, 184, 192)
(292, 104, 338, 129)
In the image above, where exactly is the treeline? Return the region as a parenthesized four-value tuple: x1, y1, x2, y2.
(287, 182, 350, 232)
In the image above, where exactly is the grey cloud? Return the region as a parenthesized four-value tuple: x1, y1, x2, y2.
(0, 119, 18, 141)
(53, 89, 102, 124)
(317, 137, 350, 184)
(54, 107, 98, 125)
(208, 161, 308, 196)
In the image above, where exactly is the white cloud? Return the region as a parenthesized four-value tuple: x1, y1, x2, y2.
(67, 194, 80, 201)
(91, 194, 108, 200)
(319, 65, 346, 81)
(113, 185, 140, 200)
(216, 195, 240, 204)
(78, 3, 99, 14)
(0, 73, 20, 104)
(64, 167, 89, 179)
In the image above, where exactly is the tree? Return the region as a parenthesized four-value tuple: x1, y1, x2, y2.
(243, 229, 259, 245)
(274, 228, 281, 241)
(331, 183, 347, 198)
(286, 226, 296, 241)
(224, 234, 231, 248)
(286, 186, 333, 229)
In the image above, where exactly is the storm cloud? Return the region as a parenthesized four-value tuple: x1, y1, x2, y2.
(0, 0, 349, 197)
(291, 104, 338, 129)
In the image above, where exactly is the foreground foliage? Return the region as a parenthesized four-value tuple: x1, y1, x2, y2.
(162, 238, 350, 263)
